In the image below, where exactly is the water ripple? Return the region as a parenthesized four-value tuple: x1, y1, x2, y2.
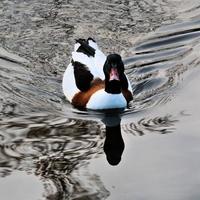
(122, 115, 178, 136)
(124, 19, 200, 113)
(1, 0, 200, 199)
(0, 114, 106, 198)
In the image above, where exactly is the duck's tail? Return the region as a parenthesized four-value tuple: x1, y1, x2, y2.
(74, 38, 97, 57)
(72, 38, 106, 80)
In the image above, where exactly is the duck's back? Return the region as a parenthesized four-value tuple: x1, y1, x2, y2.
(62, 39, 106, 102)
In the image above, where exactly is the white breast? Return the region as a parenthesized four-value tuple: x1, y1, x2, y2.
(86, 89, 127, 110)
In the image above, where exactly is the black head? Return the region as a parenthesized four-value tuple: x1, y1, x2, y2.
(103, 54, 128, 94)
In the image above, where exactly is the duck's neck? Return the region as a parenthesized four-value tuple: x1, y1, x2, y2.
(105, 80, 121, 94)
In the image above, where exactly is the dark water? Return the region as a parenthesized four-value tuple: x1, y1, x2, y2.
(0, 0, 200, 199)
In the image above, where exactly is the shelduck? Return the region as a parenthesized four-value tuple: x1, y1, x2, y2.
(62, 38, 133, 110)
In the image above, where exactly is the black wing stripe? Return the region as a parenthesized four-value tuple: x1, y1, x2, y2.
(72, 60, 94, 91)
(76, 38, 96, 57)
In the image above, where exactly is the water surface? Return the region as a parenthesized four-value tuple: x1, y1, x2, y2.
(0, 0, 200, 199)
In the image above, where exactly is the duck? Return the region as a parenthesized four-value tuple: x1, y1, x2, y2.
(62, 38, 133, 110)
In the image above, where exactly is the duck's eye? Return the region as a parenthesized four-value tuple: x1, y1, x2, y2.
(111, 63, 117, 68)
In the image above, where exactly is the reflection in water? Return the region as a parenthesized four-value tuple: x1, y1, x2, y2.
(0, 112, 178, 198)
(102, 113, 178, 165)
(0, 115, 109, 199)
(104, 124, 124, 166)
(103, 114, 124, 166)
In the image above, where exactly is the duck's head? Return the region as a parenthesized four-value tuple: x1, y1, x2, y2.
(103, 54, 128, 94)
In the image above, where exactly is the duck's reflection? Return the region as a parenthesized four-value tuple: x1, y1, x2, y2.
(102, 113, 124, 166)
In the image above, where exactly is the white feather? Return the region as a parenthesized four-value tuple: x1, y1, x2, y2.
(88, 39, 98, 49)
(86, 89, 127, 110)
(72, 44, 106, 79)
(74, 43, 81, 51)
(62, 63, 79, 101)
(93, 49, 106, 79)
